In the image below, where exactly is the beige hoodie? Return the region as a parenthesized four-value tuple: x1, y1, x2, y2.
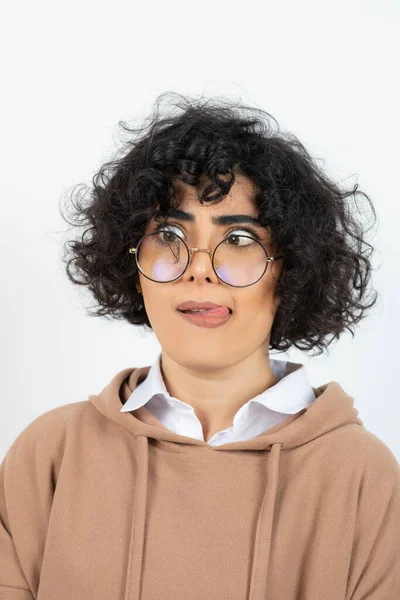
(0, 365, 399, 599)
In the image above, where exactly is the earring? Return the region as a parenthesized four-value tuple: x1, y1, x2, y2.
(136, 282, 142, 294)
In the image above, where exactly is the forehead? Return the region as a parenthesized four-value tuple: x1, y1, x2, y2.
(171, 174, 259, 215)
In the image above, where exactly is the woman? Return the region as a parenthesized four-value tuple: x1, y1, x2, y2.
(1, 92, 399, 599)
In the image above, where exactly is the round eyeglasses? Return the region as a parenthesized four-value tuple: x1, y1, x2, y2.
(128, 229, 284, 288)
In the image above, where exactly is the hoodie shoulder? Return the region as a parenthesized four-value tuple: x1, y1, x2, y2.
(353, 425, 399, 481)
(2, 400, 94, 464)
(329, 420, 400, 483)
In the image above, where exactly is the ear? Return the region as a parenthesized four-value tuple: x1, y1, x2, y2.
(135, 274, 142, 294)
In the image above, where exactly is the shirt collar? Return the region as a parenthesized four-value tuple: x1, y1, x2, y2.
(120, 352, 315, 415)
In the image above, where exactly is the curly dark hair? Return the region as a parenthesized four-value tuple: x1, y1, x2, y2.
(60, 91, 379, 356)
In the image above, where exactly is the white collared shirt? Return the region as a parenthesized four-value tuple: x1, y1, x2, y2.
(121, 353, 316, 446)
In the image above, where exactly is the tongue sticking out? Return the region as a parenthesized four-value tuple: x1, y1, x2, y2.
(188, 306, 230, 317)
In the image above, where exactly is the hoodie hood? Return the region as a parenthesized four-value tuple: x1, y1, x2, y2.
(88, 366, 363, 600)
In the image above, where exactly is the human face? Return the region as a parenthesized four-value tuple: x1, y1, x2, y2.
(137, 174, 283, 372)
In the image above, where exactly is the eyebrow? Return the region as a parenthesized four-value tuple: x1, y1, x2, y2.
(153, 207, 263, 228)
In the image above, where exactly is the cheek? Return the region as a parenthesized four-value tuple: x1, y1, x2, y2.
(235, 300, 272, 326)
(232, 288, 278, 338)
(140, 281, 173, 324)
(235, 282, 276, 315)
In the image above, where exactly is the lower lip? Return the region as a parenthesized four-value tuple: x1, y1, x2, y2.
(177, 310, 232, 328)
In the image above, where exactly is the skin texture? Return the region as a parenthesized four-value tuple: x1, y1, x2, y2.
(138, 174, 284, 442)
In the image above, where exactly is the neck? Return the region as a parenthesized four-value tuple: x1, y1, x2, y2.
(159, 349, 280, 442)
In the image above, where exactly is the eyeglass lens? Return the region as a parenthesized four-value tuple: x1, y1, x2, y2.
(136, 231, 268, 287)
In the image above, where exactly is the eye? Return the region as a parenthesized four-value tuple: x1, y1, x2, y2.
(153, 222, 184, 238)
(152, 222, 262, 243)
(226, 226, 261, 241)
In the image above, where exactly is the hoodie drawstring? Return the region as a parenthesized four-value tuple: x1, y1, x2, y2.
(124, 435, 149, 600)
(124, 437, 283, 600)
(248, 442, 283, 600)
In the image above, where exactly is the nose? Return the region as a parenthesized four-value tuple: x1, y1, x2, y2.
(181, 247, 219, 284)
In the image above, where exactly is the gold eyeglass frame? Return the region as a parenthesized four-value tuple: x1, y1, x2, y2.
(128, 230, 284, 288)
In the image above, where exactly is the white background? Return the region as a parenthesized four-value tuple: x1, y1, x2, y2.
(1, 0, 399, 460)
